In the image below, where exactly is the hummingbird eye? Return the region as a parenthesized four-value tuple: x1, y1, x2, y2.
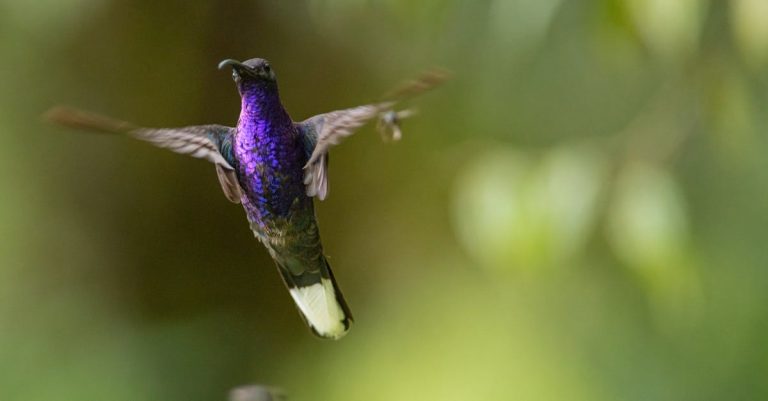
(261, 64, 275, 80)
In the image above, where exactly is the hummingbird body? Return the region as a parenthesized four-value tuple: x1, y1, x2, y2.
(234, 71, 351, 338)
(46, 57, 446, 339)
(235, 78, 303, 221)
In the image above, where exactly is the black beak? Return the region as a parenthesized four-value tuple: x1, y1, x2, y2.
(218, 59, 244, 70)
(218, 59, 252, 77)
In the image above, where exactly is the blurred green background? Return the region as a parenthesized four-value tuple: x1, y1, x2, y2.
(2, 0, 768, 400)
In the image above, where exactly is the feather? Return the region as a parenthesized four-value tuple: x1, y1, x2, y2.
(216, 163, 243, 203)
(297, 68, 448, 200)
(274, 254, 352, 340)
(45, 106, 243, 202)
(380, 68, 451, 101)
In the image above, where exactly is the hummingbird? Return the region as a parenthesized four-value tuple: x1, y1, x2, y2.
(46, 58, 446, 339)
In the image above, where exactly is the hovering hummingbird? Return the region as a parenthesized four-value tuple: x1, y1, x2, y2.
(46, 58, 446, 339)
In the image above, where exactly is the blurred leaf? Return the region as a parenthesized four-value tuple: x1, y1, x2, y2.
(607, 162, 702, 329)
(625, 0, 708, 63)
(731, 0, 768, 68)
(489, 0, 564, 51)
(703, 63, 758, 165)
(452, 145, 605, 273)
(608, 162, 688, 270)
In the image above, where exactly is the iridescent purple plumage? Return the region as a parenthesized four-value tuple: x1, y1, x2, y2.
(235, 78, 306, 223)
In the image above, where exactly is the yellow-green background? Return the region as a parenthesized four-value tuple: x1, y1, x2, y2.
(2, 1, 767, 400)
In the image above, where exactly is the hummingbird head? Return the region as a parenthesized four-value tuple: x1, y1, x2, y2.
(218, 58, 277, 93)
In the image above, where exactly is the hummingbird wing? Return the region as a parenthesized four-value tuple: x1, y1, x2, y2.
(297, 68, 449, 200)
(297, 103, 390, 200)
(45, 106, 243, 203)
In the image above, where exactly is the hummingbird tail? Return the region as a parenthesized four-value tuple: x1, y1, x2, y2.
(276, 256, 352, 340)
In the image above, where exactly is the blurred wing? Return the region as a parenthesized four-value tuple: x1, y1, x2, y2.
(303, 102, 393, 167)
(216, 163, 243, 203)
(297, 103, 388, 200)
(304, 69, 450, 167)
(376, 109, 418, 141)
(45, 106, 236, 167)
(380, 68, 451, 101)
(296, 103, 388, 200)
(298, 68, 449, 200)
(45, 106, 243, 203)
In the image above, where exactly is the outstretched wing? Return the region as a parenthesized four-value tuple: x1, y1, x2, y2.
(297, 103, 390, 200)
(45, 106, 243, 203)
(297, 68, 449, 201)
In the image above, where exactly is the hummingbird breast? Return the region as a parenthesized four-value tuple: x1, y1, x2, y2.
(235, 114, 308, 225)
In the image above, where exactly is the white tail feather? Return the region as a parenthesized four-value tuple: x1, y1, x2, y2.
(288, 278, 349, 339)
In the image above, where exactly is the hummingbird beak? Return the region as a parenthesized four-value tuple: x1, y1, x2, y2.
(218, 59, 245, 70)
(218, 59, 252, 78)
(218, 58, 275, 82)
